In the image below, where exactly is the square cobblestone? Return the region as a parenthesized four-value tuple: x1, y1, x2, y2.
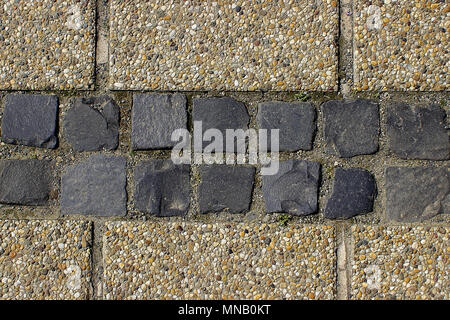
(0, 220, 92, 300)
(0, 0, 96, 90)
(103, 222, 336, 300)
(352, 225, 449, 300)
(109, 0, 338, 91)
(354, 1, 449, 91)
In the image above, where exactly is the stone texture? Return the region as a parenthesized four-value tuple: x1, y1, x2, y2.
(257, 102, 316, 152)
(103, 222, 336, 299)
(109, 0, 338, 91)
(193, 97, 249, 153)
(0, 220, 92, 300)
(385, 167, 449, 222)
(134, 160, 191, 217)
(64, 96, 120, 152)
(0, 0, 96, 90)
(132, 94, 187, 150)
(0, 159, 52, 206)
(198, 165, 255, 214)
(322, 99, 379, 158)
(324, 168, 377, 219)
(61, 155, 127, 216)
(354, 1, 449, 91)
(352, 225, 449, 300)
(1, 94, 58, 149)
(386, 103, 449, 160)
(262, 160, 320, 215)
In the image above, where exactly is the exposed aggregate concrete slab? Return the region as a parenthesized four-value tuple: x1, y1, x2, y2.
(354, 1, 449, 91)
(103, 222, 336, 300)
(109, 0, 339, 91)
(0, 220, 92, 300)
(352, 225, 449, 300)
(0, 0, 96, 90)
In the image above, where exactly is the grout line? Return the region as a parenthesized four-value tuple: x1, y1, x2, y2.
(339, 0, 354, 97)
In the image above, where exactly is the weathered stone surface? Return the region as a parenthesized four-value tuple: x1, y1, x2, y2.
(61, 155, 127, 216)
(199, 165, 255, 214)
(134, 160, 191, 217)
(0, 160, 52, 206)
(386, 103, 449, 160)
(262, 160, 320, 215)
(131, 93, 187, 150)
(324, 168, 376, 219)
(103, 222, 336, 300)
(193, 97, 249, 153)
(64, 96, 119, 152)
(385, 167, 449, 222)
(0, 220, 92, 300)
(257, 102, 316, 152)
(322, 99, 379, 158)
(1, 94, 58, 149)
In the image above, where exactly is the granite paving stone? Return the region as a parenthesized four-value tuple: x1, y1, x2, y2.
(198, 165, 255, 214)
(257, 102, 316, 152)
(386, 103, 449, 160)
(109, 0, 338, 91)
(354, 1, 449, 91)
(132, 94, 187, 150)
(103, 222, 336, 300)
(0, 0, 96, 90)
(324, 168, 377, 220)
(134, 160, 191, 217)
(0, 220, 92, 300)
(61, 155, 127, 216)
(64, 96, 120, 152)
(1, 94, 58, 149)
(322, 99, 379, 158)
(385, 167, 449, 222)
(0, 159, 52, 206)
(352, 225, 449, 300)
(193, 97, 249, 153)
(262, 160, 320, 216)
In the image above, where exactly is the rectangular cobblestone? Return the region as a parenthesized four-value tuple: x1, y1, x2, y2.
(109, 0, 338, 91)
(352, 225, 449, 300)
(103, 222, 336, 300)
(0, 220, 92, 300)
(0, 0, 96, 90)
(353, 1, 449, 91)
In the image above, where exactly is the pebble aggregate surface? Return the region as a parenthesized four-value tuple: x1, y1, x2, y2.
(354, 0, 449, 91)
(109, 0, 339, 91)
(0, 0, 96, 90)
(352, 225, 449, 300)
(103, 222, 336, 300)
(0, 220, 92, 300)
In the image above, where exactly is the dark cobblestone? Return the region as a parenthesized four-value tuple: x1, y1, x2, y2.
(386, 167, 449, 222)
(64, 96, 120, 152)
(262, 160, 320, 215)
(132, 94, 187, 150)
(386, 103, 449, 160)
(134, 160, 191, 217)
(0, 159, 51, 205)
(257, 102, 316, 152)
(324, 168, 377, 219)
(322, 99, 379, 158)
(1, 94, 58, 149)
(61, 155, 127, 216)
(198, 165, 255, 214)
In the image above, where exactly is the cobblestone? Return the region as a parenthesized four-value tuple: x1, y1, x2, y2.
(1, 94, 58, 149)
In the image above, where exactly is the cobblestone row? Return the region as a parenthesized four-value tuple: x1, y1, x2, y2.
(0, 93, 448, 223)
